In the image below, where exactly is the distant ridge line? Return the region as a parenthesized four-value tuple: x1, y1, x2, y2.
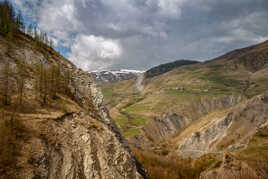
(145, 59, 199, 78)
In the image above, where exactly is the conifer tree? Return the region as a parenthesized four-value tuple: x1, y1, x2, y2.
(15, 10, 23, 31)
(0, 0, 24, 38)
(27, 24, 33, 36)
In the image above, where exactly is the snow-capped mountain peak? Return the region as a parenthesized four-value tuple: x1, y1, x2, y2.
(90, 69, 144, 83)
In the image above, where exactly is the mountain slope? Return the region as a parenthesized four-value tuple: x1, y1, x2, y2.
(0, 32, 147, 178)
(145, 59, 199, 78)
(100, 40, 268, 178)
(175, 93, 268, 157)
(207, 40, 268, 72)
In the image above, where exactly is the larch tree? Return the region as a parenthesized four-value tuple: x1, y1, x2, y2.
(16, 58, 28, 105)
(2, 59, 11, 105)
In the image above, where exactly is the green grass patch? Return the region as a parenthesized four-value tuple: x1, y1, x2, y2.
(123, 128, 141, 137)
(204, 159, 217, 169)
(237, 127, 268, 171)
(200, 75, 238, 87)
(124, 103, 151, 113)
(114, 114, 128, 128)
(122, 94, 145, 109)
(128, 114, 148, 126)
(166, 89, 194, 95)
(101, 87, 116, 97)
(199, 73, 243, 95)
(189, 85, 210, 90)
(209, 64, 224, 72)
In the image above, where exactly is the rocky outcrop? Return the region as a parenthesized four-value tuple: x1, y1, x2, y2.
(137, 95, 241, 146)
(143, 113, 190, 142)
(177, 92, 268, 158)
(13, 111, 146, 179)
(128, 134, 154, 149)
(189, 95, 243, 121)
(0, 35, 147, 179)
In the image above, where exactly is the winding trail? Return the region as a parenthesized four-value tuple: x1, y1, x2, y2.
(136, 73, 144, 92)
(178, 149, 224, 155)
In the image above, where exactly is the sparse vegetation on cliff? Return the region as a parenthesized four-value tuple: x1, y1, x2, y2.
(0, 3, 147, 178)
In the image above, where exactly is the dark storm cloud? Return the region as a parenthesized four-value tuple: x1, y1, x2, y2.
(12, 0, 268, 71)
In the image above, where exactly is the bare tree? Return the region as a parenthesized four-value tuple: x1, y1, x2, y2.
(2, 59, 10, 105)
(16, 58, 28, 105)
(34, 60, 44, 104)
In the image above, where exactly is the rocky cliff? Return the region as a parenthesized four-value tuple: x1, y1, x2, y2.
(143, 113, 189, 142)
(0, 34, 147, 179)
(176, 92, 268, 158)
(127, 94, 243, 149)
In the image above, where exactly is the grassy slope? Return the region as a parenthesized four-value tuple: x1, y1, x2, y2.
(102, 64, 246, 138)
(235, 126, 268, 174)
(102, 40, 268, 140)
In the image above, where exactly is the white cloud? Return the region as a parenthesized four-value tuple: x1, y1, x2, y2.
(12, 0, 83, 48)
(11, 0, 268, 71)
(38, 0, 82, 38)
(216, 12, 268, 44)
(231, 28, 268, 43)
(146, 0, 187, 18)
(68, 35, 122, 71)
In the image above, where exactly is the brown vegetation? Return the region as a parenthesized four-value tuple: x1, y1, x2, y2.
(132, 147, 219, 179)
(0, 110, 29, 178)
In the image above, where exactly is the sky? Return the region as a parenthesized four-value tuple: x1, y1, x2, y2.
(10, 0, 268, 71)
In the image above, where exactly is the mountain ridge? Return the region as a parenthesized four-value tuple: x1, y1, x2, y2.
(145, 59, 199, 78)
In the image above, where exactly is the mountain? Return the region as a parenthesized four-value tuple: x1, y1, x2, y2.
(0, 29, 147, 179)
(145, 59, 199, 78)
(90, 69, 144, 84)
(207, 41, 268, 72)
(100, 40, 268, 178)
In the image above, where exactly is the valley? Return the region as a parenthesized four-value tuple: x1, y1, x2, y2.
(98, 41, 268, 178)
(1, 1, 268, 178)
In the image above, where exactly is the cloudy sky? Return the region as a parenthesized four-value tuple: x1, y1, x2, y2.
(11, 0, 268, 71)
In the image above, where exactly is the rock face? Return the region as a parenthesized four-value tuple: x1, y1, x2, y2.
(188, 95, 243, 121)
(143, 113, 190, 142)
(16, 111, 146, 179)
(132, 95, 243, 149)
(0, 35, 147, 179)
(177, 93, 268, 157)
